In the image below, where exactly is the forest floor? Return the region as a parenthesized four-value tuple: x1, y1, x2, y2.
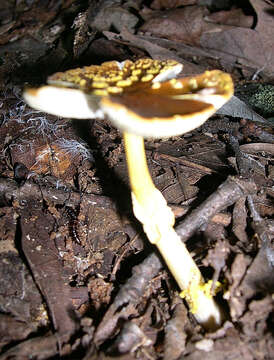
(0, 1, 273, 359)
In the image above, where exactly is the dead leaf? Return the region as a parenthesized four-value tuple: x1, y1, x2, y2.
(201, 27, 268, 74)
(163, 303, 189, 360)
(0, 334, 59, 360)
(232, 197, 249, 244)
(201, 1, 274, 78)
(227, 254, 251, 321)
(240, 296, 273, 339)
(217, 96, 273, 127)
(150, 0, 197, 9)
(88, 3, 138, 33)
(205, 8, 253, 28)
(139, 6, 208, 45)
(20, 205, 78, 348)
(249, 0, 274, 77)
(104, 29, 203, 73)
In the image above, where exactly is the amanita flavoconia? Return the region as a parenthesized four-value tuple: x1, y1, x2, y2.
(24, 58, 233, 330)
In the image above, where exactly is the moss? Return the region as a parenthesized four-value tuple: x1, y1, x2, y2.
(249, 84, 274, 117)
(237, 83, 274, 117)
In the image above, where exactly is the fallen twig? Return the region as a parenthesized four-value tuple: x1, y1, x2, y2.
(176, 176, 257, 242)
(0, 178, 118, 210)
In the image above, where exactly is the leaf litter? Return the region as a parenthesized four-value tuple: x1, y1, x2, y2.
(0, 0, 273, 359)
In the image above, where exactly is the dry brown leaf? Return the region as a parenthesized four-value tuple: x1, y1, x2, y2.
(139, 6, 208, 45)
(205, 8, 253, 28)
(150, 0, 197, 9)
(88, 3, 138, 33)
(249, 0, 274, 76)
(200, 27, 269, 76)
(104, 29, 203, 74)
(201, 1, 274, 78)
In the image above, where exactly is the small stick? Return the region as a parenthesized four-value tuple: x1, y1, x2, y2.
(176, 176, 257, 242)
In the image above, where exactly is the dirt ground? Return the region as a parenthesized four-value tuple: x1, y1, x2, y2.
(0, 1, 273, 359)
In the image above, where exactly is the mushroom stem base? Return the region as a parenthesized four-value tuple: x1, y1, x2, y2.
(131, 191, 223, 330)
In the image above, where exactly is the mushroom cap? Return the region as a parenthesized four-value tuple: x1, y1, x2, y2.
(23, 86, 104, 119)
(23, 59, 233, 138)
(47, 59, 183, 93)
(23, 58, 182, 120)
(101, 70, 233, 138)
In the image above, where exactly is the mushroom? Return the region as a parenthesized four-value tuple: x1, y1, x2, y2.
(23, 58, 233, 330)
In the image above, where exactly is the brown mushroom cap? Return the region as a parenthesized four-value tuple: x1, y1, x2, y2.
(23, 58, 183, 120)
(100, 70, 233, 138)
(47, 58, 183, 96)
(23, 59, 233, 138)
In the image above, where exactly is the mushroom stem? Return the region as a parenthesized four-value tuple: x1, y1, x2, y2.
(123, 131, 223, 330)
(123, 132, 156, 207)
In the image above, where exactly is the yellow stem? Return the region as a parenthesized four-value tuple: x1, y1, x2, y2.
(123, 131, 223, 330)
(123, 132, 155, 207)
